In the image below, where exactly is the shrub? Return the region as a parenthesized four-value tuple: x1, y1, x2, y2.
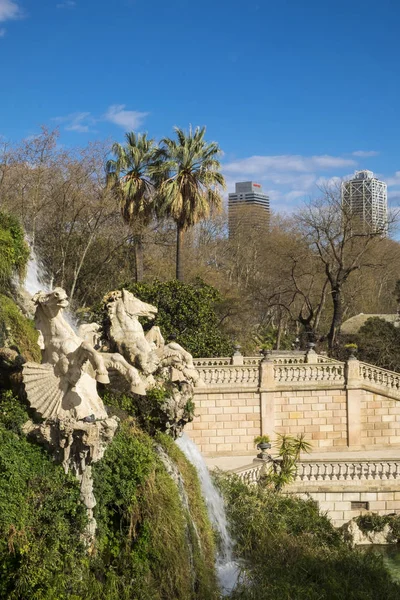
(0, 294, 40, 361)
(123, 279, 234, 357)
(215, 472, 400, 599)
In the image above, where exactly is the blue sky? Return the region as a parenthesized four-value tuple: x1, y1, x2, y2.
(1, 0, 400, 211)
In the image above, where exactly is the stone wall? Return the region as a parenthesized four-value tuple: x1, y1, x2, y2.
(189, 352, 400, 456)
(235, 459, 400, 526)
(361, 391, 400, 447)
(185, 390, 261, 455)
(274, 389, 347, 449)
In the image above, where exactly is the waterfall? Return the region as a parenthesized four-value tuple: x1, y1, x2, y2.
(176, 433, 239, 595)
(25, 244, 50, 296)
(24, 242, 78, 331)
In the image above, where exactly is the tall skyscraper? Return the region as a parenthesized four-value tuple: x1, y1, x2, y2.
(228, 181, 270, 236)
(341, 170, 388, 235)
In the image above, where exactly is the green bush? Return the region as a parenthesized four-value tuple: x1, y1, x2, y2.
(0, 211, 29, 290)
(0, 294, 41, 361)
(92, 421, 219, 600)
(215, 472, 400, 600)
(0, 391, 88, 600)
(123, 279, 234, 357)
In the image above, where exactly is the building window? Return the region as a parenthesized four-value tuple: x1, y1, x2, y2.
(351, 501, 369, 510)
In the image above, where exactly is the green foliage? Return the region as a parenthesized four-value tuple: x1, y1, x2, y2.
(215, 473, 400, 600)
(0, 212, 29, 290)
(253, 435, 270, 446)
(0, 391, 88, 600)
(356, 513, 400, 539)
(348, 318, 400, 372)
(0, 294, 41, 361)
(124, 278, 234, 357)
(93, 421, 219, 600)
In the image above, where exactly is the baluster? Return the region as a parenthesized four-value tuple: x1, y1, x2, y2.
(388, 462, 395, 480)
(309, 464, 316, 481)
(337, 463, 344, 480)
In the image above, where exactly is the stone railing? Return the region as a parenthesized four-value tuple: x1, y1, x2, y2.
(233, 460, 400, 485)
(194, 352, 400, 400)
(193, 357, 231, 367)
(359, 362, 400, 398)
(274, 362, 345, 387)
(196, 365, 260, 387)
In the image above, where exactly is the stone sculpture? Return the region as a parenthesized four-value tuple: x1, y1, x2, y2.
(101, 289, 202, 436)
(19, 285, 201, 541)
(23, 287, 145, 421)
(21, 287, 144, 543)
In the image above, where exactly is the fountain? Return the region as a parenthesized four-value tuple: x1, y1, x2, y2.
(177, 433, 239, 595)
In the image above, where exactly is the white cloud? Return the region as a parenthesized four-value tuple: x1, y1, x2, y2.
(53, 111, 95, 133)
(56, 1, 76, 8)
(352, 150, 379, 157)
(0, 0, 20, 21)
(104, 104, 149, 130)
(387, 171, 400, 187)
(224, 154, 356, 175)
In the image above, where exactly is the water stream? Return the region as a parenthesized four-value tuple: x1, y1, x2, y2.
(176, 433, 239, 595)
(24, 243, 78, 331)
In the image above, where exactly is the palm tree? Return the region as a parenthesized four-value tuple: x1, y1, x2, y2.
(106, 132, 157, 282)
(153, 126, 225, 281)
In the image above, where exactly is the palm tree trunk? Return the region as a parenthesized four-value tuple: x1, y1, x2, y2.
(176, 225, 184, 281)
(134, 234, 144, 282)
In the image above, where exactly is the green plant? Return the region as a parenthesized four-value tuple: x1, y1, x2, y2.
(123, 279, 234, 357)
(0, 294, 41, 361)
(0, 212, 30, 290)
(253, 435, 271, 446)
(214, 471, 400, 599)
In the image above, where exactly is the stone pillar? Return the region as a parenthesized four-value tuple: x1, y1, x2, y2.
(231, 343, 244, 366)
(305, 343, 318, 364)
(346, 356, 362, 448)
(259, 354, 275, 438)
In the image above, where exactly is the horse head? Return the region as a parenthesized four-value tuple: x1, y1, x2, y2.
(104, 289, 157, 321)
(32, 287, 69, 320)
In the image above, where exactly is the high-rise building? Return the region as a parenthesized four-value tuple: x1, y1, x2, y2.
(228, 181, 270, 236)
(341, 170, 388, 235)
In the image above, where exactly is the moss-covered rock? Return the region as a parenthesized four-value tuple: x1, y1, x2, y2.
(0, 211, 29, 291)
(0, 294, 40, 362)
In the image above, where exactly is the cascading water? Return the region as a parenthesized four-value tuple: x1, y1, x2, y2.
(24, 243, 50, 296)
(24, 242, 78, 331)
(176, 433, 239, 595)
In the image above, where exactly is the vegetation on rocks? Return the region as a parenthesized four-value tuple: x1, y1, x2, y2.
(0, 211, 29, 290)
(0, 390, 219, 600)
(0, 294, 40, 361)
(216, 472, 400, 600)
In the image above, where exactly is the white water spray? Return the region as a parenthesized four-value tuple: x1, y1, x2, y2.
(176, 433, 239, 595)
(24, 242, 78, 331)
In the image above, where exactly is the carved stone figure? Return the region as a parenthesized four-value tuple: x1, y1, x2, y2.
(101, 288, 202, 436)
(22, 288, 145, 421)
(103, 289, 201, 387)
(103, 289, 161, 376)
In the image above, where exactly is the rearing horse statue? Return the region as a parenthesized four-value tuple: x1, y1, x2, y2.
(23, 287, 145, 421)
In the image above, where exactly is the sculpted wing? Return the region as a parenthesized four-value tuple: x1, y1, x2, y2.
(22, 362, 66, 419)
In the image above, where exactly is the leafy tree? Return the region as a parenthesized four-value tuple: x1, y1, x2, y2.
(0, 211, 29, 291)
(153, 126, 225, 281)
(297, 185, 391, 352)
(125, 279, 234, 357)
(107, 132, 158, 282)
(352, 317, 400, 372)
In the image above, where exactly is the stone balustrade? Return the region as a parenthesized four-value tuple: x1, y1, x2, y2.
(359, 362, 400, 398)
(234, 460, 400, 485)
(189, 350, 400, 457)
(196, 365, 260, 387)
(274, 363, 345, 387)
